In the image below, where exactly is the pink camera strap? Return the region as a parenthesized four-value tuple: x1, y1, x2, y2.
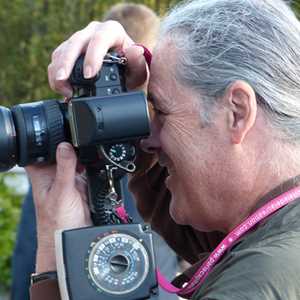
(155, 185, 300, 297)
(116, 46, 300, 298)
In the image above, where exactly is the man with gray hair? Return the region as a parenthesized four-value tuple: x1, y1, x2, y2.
(28, 0, 300, 299)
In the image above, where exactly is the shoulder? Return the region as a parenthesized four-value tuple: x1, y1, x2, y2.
(192, 202, 300, 300)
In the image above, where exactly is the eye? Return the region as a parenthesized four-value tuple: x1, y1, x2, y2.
(153, 107, 167, 117)
(147, 94, 167, 119)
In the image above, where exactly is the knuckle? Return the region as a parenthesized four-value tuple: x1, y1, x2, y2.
(51, 51, 56, 61)
(105, 20, 123, 30)
(50, 79, 64, 93)
(53, 79, 65, 89)
(51, 41, 67, 61)
(91, 30, 103, 43)
(68, 30, 83, 44)
(60, 54, 74, 67)
(51, 48, 60, 61)
(88, 20, 102, 29)
(47, 65, 55, 89)
(47, 62, 54, 73)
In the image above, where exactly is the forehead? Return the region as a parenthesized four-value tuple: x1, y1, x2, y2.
(148, 41, 178, 103)
(150, 39, 175, 81)
(148, 41, 200, 112)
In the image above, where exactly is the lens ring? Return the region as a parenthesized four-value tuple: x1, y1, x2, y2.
(0, 106, 17, 171)
(43, 101, 66, 162)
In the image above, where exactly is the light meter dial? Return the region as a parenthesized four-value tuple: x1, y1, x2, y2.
(87, 232, 150, 295)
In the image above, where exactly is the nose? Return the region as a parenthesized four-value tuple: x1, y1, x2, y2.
(140, 118, 161, 154)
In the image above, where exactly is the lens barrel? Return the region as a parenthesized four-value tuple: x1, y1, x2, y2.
(12, 100, 66, 167)
(0, 106, 17, 171)
(0, 100, 66, 171)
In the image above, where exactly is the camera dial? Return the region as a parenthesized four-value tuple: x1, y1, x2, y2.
(109, 143, 127, 162)
(107, 143, 135, 163)
(86, 232, 150, 295)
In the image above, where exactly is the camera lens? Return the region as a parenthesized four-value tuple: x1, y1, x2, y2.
(0, 106, 17, 171)
(0, 100, 66, 171)
(12, 100, 66, 167)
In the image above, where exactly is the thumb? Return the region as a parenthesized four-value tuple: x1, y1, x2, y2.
(53, 142, 77, 191)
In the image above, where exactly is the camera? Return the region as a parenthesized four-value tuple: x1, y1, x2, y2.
(0, 54, 150, 171)
(0, 54, 159, 299)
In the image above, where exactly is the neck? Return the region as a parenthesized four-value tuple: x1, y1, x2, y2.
(221, 153, 300, 233)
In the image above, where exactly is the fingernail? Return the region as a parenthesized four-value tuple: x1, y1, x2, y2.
(84, 65, 93, 78)
(58, 143, 72, 159)
(56, 68, 67, 80)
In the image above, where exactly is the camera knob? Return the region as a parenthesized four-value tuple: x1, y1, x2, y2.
(109, 73, 118, 81)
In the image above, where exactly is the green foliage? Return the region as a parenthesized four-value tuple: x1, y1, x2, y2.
(292, 0, 300, 18)
(0, 174, 22, 292)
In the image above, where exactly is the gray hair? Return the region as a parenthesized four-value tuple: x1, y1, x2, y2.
(159, 0, 300, 141)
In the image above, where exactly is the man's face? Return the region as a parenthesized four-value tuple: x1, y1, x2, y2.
(143, 41, 232, 231)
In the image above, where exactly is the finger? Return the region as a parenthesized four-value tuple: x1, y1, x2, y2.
(26, 165, 56, 196)
(48, 42, 73, 98)
(48, 22, 99, 95)
(48, 62, 73, 98)
(75, 174, 88, 198)
(83, 21, 134, 78)
(124, 45, 149, 89)
(52, 142, 77, 192)
(51, 40, 68, 62)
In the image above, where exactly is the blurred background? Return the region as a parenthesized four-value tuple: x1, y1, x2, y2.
(0, 0, 300, 298)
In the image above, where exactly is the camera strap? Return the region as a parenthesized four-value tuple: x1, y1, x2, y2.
(115, 205, 130, 223)
(134, 44, 152, 67)
(156, 186, 300, 298)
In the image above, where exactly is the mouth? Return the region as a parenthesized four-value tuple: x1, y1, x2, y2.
(158, 158, 168, 168)
(158, 153, 171, 168)
(165, 174, 172, 187)
(158, 153, 176, 177)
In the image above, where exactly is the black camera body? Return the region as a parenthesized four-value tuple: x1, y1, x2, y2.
(0, 55, 150, 170)
(0, 54, 158, 299)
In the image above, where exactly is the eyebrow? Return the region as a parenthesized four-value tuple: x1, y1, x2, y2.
(148, 90, 167, 111)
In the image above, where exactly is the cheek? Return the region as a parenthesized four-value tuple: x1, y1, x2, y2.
(160, 118, 196, 154)
(168, 180, 188, 224)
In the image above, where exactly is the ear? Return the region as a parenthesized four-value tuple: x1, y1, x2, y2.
(224, 81, 257, 144)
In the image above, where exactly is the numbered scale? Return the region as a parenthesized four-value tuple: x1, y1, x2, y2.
(87, 232, 150, 295)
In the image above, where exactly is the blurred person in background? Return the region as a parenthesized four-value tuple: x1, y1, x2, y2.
(11, 3, 178, 300)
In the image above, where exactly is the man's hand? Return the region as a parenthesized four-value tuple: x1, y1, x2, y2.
(48, 20, 149, 98)
(26, 142, 92, 273)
